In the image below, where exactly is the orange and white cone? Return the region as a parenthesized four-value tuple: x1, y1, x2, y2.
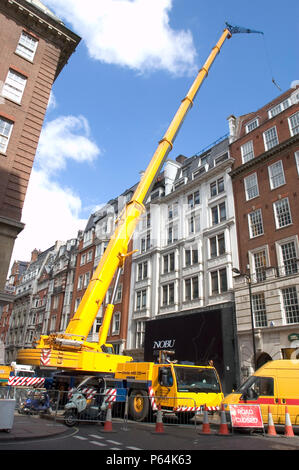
(103, 403, 113, 432)
(284, 406, 294, 437)
(154, 405, 164, 433)
(218, 404, 230, 435)
(267, 406, 277, 436)
(201, 405, 211, 435)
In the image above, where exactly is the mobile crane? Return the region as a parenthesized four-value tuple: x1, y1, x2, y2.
(16, 23, 263, 420)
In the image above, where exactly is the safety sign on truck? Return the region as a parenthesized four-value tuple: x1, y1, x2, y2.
(229, 404, 263, 428)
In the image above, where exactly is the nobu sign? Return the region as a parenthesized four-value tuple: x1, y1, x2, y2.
(153, 340, 175, 349)
(229, 404, 263, 428)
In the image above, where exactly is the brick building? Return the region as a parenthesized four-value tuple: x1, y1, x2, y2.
(229, 86, 299, 380)
(0, 0, 80, 306)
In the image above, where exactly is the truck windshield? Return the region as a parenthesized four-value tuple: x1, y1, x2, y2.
(174, 367, 221, 393)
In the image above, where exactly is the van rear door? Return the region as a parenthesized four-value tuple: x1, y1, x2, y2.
(276, 369, 299, 425)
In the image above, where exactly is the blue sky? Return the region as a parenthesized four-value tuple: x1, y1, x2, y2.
(11, 0, 299, 265)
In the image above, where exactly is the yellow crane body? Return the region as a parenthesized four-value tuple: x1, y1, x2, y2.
(16, 23, 262, 374)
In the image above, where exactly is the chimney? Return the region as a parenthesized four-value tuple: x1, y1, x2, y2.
(227, 115, 237, 143)
(31, 249, 40, 262)
(164, 159, 181, 195)
(176, 154, 187, 165)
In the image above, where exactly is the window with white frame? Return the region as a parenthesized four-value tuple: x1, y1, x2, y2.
(295, 151, 299, 175)
(137, 260, 148, 280)
(289, 111, 299, 136)
(83, 271, 90, 288)
(253, 249, 267, 282)
(80, 253, 86, 266)
(141, 231, 151, 252)
(77, 275, 83, 290)
(280, 240, 298, 276)
(185, 246, 199, 266)
(136, 320, 145, 348)
(282, 286, 299, 324)
(268, 98, 290, 118)
(162, 282, 175, 306)
(268, 160, 285, 189)
(210, 268, 227, 295)
(0, 117, 13, 154)
(209, 233, 225, 258)
(245, 118, 259, 134)
(187, 190, 200, 208)
(163, 252, 175, 273)
(50, 315, 57, 332)
(252, 293, 267, 327)
(184, 276, 199, 301)
(115, 285, 122, 303)
(188, 212, 200, 235)
(16, 31, 38, 61)
(244, 173, 259, 200)
(168, 202, 179, 220)
(263, 127, 279, 151)
(273, 198, 292, 229)
(136, 289, 147, 310)
(2, 69, 27, 104)
(211, 202, 226, 226)
(248, 209, 264, 238)
(167, 223, 178, 244)
(87, 250, 93, 262)
(241, 140, 254, 163)
(112, 312, 120, 335)
(210, 177, 224, 197)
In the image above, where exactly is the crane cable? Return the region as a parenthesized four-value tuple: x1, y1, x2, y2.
(262, 34, 282, 91)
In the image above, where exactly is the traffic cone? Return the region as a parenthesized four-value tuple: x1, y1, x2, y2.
(218, 404, 230, 435)
(284, 406, 294, 437)
(103, 403, 113, 432)
(266, 406, 277, 436)
(200, 405, 211, 435)
(154, 405, 164, 433)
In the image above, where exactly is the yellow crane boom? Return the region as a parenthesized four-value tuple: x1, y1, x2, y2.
(17, 23, 263, 373)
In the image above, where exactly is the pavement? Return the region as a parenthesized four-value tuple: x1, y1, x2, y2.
(0, 413, 68, 442)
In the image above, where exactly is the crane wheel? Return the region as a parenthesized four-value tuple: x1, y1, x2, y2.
(129, 389, 149, 422)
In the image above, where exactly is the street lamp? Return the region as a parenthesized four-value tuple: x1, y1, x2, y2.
(232, 267, 257, 371)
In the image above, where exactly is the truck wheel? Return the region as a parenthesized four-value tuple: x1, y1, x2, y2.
(129, 390, 149, 422)
(64, 409, 78, 427)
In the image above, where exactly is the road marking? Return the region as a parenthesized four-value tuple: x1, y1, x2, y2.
(106, 439, 122, 445)
(90, 441, 107, 447)
(127, 446, 142, 450)
(74, 435, 88, 440)
(89, 434, 104, 440)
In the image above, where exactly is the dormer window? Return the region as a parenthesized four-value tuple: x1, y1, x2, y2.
(268, 98, 290, 119)
(245, 118, 259, 134)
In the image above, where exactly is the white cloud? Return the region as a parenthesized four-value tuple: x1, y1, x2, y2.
(44, 0, 197, 75)
(11, 114, 101, 264)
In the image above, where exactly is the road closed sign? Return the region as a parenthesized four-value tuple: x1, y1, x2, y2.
(229, 404, 263, 428)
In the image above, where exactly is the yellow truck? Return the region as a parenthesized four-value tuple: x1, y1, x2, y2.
(0, 365, 13, 386)
(16, 23, 263, 421)
(222, 360, 299, 426)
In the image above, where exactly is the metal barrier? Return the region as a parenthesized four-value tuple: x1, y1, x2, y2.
(2, 385, 219, 432)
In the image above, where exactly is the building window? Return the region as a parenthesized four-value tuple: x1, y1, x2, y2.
(162, 283, 175, 306)
(210, 268, 227, 295)
(167, 223, 178, 245)
(268, 98, 290, 118)
(168, 203, 178, 220)
(185, 246, 199, 266)
(80, 254, 86, 266)
(112, 312, 120, 335)
(77, 275, 83, 290)
(184, 277, 199, 301)
(83, 272, 90, 288)
(137, 261, 148, 280)
(115, 285, 122, 303)
(188, 212, 200, 235)
(163, 253, 175, 273)
(136, 320, 145, 348)
(141, 232, 151, 252)
(244, 173, 259, 200)
(0, 117, 13, 154)
(280, 240, 298, 276)
(187, 190, 200, 208)
(245, 118, 259, 133)
(252, 293, 267, 327)
(295, 151, 299, 175)
(136, 289, 147, 310)
(263, 126, 279, 151)
(210, 177, 224, 197)
(274, 198, 292, 229)
(2, 69, 27, 104)
(253, 250, 267, 282)
(16, 31, 38, 61)
(268, 161, 285, 189)
(241, 140, 254, 163)
(211, 202, 226, 226)
(289, 111, 299, 136)
(248, 209, 264, 238)
(282, 287, 299, 324)
(209, 233, 225, 258)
